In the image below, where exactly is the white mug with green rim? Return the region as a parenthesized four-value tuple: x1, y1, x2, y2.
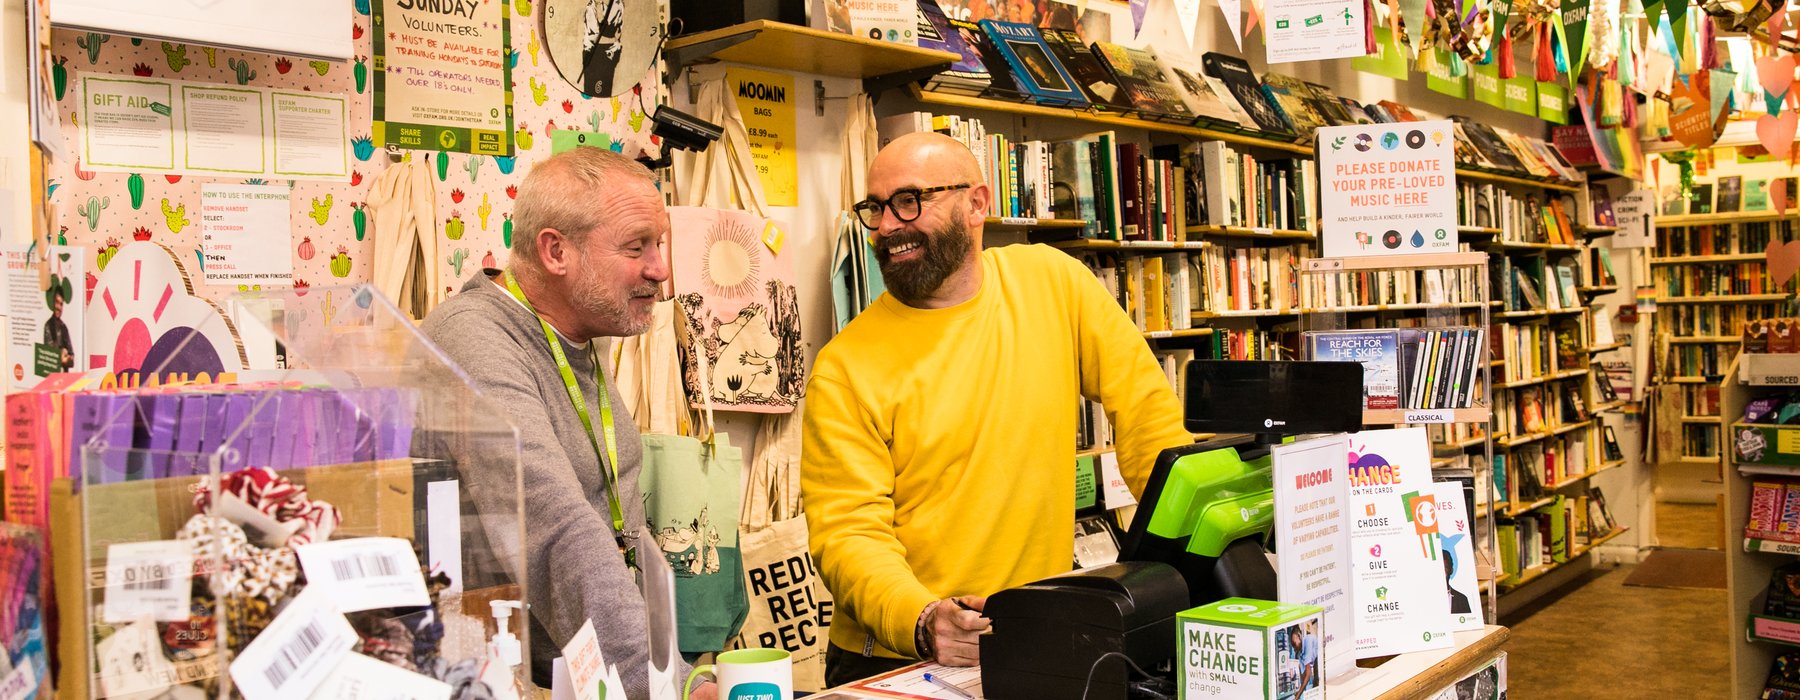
(684, 648, 793, 700)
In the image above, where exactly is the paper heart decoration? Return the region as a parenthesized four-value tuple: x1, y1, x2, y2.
(1776, 178, 1791, 212)
(1757, 54, 1796, 103)
(1757, 110, 1799, 161)
(1769, 239, 1800, 287)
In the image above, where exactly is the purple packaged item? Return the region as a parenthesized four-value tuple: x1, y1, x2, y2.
(268, 391, 301, 470)
(1749, 398, 1785, 424)
(221, 393, 254, 472)
(141, 393, 182, 479)
(173, 394, 208, 476)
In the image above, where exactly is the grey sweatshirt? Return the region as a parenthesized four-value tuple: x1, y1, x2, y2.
(421, 270, 686, 697)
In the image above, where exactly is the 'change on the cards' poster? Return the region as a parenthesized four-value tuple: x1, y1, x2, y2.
(1346, 427, 1454, 657)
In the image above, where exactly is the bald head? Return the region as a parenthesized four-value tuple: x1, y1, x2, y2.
(869, 132, 985, 188)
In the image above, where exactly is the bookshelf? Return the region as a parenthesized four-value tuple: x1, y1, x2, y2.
(662, 20, 959, 88)
(1723, 352, 1800, 699)
(1651, 212, 1791, 464)
(905, 84, 1314, 155)
(1297, 252, 1499, 620)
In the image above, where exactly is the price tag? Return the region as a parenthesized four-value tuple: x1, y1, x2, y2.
(230, 588, 356, 700)
(998, 217, 1037, 226)
(294, 537, 429, 613)
(1403, 410, 1456, 424)
(761, 220, 786, 256)
(0, 660, 38, 700)
(308, 653, 452, 700)
(102, 540, 194, 623)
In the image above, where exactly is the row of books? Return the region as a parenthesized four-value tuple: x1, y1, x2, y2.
(1303, 327, 1486, 411)
(1495, 321, 1585, 383)
(1664, 304, 1783, 337)
(1105, 253, 1197, 333)
(1428, 422, 1490, 452)
(1205, 328, 1293, 361)
(1683, 384, 1722, 416)
(1653, 262, 1772, 297)
(1458, 184, 1582, 245)
(1152, 348, 1197, 399)
(1658, 221, 1785, 257)
(1074, 247, 1308, 329)
(1301, 265, 1485, 310)
(1682, 424, 1720, 458)
(1195, 244, 1307, 314)
(1076, 396, 1113, 451)
(1183, 141, 1317, 232)
(1582, 247, 1619, 288)
(1493, 380, 1587, 439)
(1451, 117, 1583, 181)
(1665, 344, 1731, 378)
(1496, 489, 1619, 577)
(1661, 177, 1800, 216)
(1514, 433, 1595, 499)
(1490, 257, 1583, 313)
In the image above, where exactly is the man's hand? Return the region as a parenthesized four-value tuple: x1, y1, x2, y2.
(689, 680, 718, 700)
(922, 596, 991, 666)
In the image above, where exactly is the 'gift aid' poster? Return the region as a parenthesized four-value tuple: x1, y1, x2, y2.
(1346, 427, 1454, 657)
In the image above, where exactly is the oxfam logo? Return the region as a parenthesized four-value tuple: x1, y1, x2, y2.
(1218, 604, 1258, 613)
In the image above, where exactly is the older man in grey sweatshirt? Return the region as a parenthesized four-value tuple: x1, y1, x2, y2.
(421, 147, 714, 700)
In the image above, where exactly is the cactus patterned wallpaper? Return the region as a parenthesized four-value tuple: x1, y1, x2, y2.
(46, 0, 664, 304)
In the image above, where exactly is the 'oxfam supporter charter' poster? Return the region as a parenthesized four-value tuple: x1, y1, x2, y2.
(1345, 427, 1453, 658)
(1318, 121, 1458, 259)
(374, 0, 513, 155)
(728, 68, 799, 207)
(2, 244, 86, 390)
(1264, 0, 1367, 64)
(1273, 435, 1356, 678)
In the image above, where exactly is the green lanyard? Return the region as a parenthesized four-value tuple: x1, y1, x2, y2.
(501, 270, 626, 539)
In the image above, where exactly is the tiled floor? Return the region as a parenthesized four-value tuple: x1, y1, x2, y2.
(1505, 501, 1729, 696)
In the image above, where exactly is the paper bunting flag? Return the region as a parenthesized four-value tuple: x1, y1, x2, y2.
(1221, 0, 1246, 50)
(1710, 68, 1736, 125)
(1175, 0, 1202, 51)
(1562, 0, 1592, 82)
(1246, 0, 1266, 38)
(1132, 0, 1149, 37)
(1756, 54, 1796, 115)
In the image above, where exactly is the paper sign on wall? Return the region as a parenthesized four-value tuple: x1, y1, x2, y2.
(727, 67, 799, 207)
(2, 244, 86, 390)
(1613, 189, 1655, 248)
(1264, 0, 1367, 64)
(1272, 435, 1356, 678)
(373, 0, 513, 156)
(1317, 121, 1459, 259)
(1346, 427, 1454, 657)
(200, 185, 294, 288)
(78, 74, 351, 181)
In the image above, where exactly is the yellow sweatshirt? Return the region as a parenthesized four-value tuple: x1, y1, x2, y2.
(801, 244, 1193, 660)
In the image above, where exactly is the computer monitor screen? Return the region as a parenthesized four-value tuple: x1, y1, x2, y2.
(1184, 360, 1365, 436)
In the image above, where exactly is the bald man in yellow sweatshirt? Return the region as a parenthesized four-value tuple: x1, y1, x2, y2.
(802, 132, 1194, 686)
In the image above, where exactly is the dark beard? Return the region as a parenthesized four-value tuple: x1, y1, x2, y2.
(876, 217, 973, 306)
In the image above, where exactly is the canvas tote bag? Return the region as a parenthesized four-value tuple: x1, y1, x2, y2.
(727, 411, 831, 691)
(640, 317, 749, 653)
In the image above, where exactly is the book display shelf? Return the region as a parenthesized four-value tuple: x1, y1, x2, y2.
(1722, 353, 1800, 699)
(1298, 252, 1501, 620)
(1651, 212, 1791, 465)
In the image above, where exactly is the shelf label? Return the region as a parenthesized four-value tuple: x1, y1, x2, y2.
(1147, 330, 1173, 338)
(998, 217, 1037, 226)
(1252, 227, 1275, 236)
(1403, 410, 1455, 424)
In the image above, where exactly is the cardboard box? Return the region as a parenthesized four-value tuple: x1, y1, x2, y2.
(1178, 598, 1324, 700)
(1735, 423, 1800, 467)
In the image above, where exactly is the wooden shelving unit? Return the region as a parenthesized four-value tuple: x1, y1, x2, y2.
(1586, 342, 1629, 353)
(1184, 224, 1316, 241)
(1454, 167, 1582, 192)
(1657, 211, 1795, 227)
(663, 20, 957, 87)
(1046, 238, 1206, 252)
(1144, 328, 1214, 340)
(1724, 354, 1800, 698)
(1497, 528, 1628, 592)
(1670, 336, 1741, 344)
(984, 216, 1088, 235)
(1650, 253, 1767, 265)
(1658, 294, 1790, 304)
(907, 85, 1313, 155)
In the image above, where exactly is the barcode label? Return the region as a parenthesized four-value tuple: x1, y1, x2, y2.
(294, 537, 430, 613)
(330, 553, 407, 580)
(103, 540, 193, 624)
(262, 619, 327, 689)
(229, 587, 354, 700)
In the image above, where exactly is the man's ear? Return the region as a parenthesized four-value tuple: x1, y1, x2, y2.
(966, 183, 992, 227)
(537, 228, 571, 276)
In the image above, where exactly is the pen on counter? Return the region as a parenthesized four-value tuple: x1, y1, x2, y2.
(923, 672, 976, 700)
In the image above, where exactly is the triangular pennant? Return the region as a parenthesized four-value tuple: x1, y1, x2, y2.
(1132, 0, 1150, 37)
(1711, 68, 1737, 125)
(1221, 0, 1246, 50)
(1246, 0, 1266, 38)
(1769, 10, 1789, 49)
(1668, 0, 1688, 59)
(1400, 0, 1429, 56)
(1175, 0, 1202, 51)
(1562, 0, 1592, 83)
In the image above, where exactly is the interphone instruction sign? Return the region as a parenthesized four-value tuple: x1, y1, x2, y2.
(1318, 121, 1458, 259)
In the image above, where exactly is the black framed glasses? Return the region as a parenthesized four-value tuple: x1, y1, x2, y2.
(851, 184, 972, 229)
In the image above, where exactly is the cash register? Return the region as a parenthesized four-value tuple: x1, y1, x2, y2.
(979, 360, 1363, 700)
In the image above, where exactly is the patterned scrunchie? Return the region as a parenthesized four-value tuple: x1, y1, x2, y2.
(192, 467, 342, 547)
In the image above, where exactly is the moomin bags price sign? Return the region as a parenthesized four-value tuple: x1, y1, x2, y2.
(1318, 121, 1458, 259)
